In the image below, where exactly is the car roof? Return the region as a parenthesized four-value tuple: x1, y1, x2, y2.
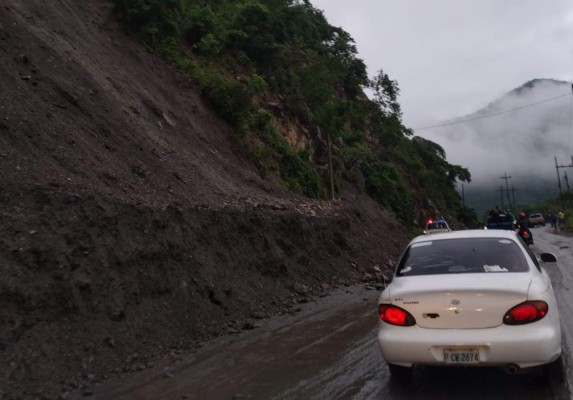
(411, 229, 518, 245)
(426, 222, 449, 227)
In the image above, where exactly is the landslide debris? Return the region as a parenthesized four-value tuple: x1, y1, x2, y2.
(0, 1, 408, 398)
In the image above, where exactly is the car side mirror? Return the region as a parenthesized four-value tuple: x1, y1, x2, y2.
(540, 253, 557, 263)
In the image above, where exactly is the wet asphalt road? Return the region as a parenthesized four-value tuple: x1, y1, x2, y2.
(92, 226, 573, 400)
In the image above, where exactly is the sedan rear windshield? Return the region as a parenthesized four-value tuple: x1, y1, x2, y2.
(396, 238, 529, 276)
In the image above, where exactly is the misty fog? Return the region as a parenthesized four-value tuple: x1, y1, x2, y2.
(415, 79, 573, 214)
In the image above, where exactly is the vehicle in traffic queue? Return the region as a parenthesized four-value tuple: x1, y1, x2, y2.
(377, 229, 562, 380)
(485, 213, 515, 230)
(516, 211, 534, 245)
(529, 213, 546, 227)
(517, 225, 534, 245)
(423, 219, 451, 234)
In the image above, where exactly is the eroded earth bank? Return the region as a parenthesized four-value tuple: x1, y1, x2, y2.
(0, 1, 408, 398)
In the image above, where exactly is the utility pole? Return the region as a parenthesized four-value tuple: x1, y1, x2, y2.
(510, 186, 518, 209)
(554, 156, 573, 207)
(327, 132, 335, 200)
(556, 157, 563, 195)
(497, 185, 505, 209)
(500, 173, 512, 211)
(305, 103, 335, 200)
(461, 183, 465, 208)
(318, 126, 335, 200)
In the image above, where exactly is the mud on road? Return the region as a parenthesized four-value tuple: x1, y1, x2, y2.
(89, 227, 573, 400)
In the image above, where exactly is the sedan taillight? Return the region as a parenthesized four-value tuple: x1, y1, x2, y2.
(378, 304, 416, 326)
(503, 301, 548, 325)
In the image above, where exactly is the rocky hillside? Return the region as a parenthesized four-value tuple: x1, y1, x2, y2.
(0, 1, 408, 398)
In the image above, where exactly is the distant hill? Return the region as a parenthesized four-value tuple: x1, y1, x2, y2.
(419, 78, 572, 216)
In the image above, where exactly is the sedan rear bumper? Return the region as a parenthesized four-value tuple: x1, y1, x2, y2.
(378, 322, 561, 368)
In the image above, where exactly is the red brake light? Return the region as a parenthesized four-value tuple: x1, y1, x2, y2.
(503, 301, 548, 325)
(378, 304, 416, 326)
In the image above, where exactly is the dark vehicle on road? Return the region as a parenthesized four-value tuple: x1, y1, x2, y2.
(517, 225, 534, 245)
(516, 211, 533, 245)
(485, 214, 515, 230)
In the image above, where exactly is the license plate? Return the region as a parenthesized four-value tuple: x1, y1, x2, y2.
(443, 348, 480, 364)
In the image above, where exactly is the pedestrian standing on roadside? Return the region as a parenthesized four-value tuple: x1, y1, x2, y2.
(550, 211, 557, 231)
(558, 210, 566, 231)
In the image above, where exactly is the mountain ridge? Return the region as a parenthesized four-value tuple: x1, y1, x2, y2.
(420, 78, 573, 215)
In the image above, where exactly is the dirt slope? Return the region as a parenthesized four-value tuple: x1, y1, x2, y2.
(0, 1, 408, 398)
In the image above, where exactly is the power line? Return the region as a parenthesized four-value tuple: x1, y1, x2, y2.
(413, 92, 572, 131)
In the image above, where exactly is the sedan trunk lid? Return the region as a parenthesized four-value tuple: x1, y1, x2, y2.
(388, 274, 531, 329)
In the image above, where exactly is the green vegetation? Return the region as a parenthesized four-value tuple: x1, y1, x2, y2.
(111, 0, 476, 227)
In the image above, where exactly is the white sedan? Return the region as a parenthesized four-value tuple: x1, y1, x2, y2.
(377, 229, 562, 379)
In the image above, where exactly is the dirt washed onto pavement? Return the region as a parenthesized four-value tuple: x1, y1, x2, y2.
(0, 1, 408, 398)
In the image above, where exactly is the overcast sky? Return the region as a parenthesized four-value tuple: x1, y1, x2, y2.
(310, 0, 573, 210)
(310, 0, 573, 130)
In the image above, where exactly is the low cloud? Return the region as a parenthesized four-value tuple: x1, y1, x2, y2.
(417, 79, 572, 212)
